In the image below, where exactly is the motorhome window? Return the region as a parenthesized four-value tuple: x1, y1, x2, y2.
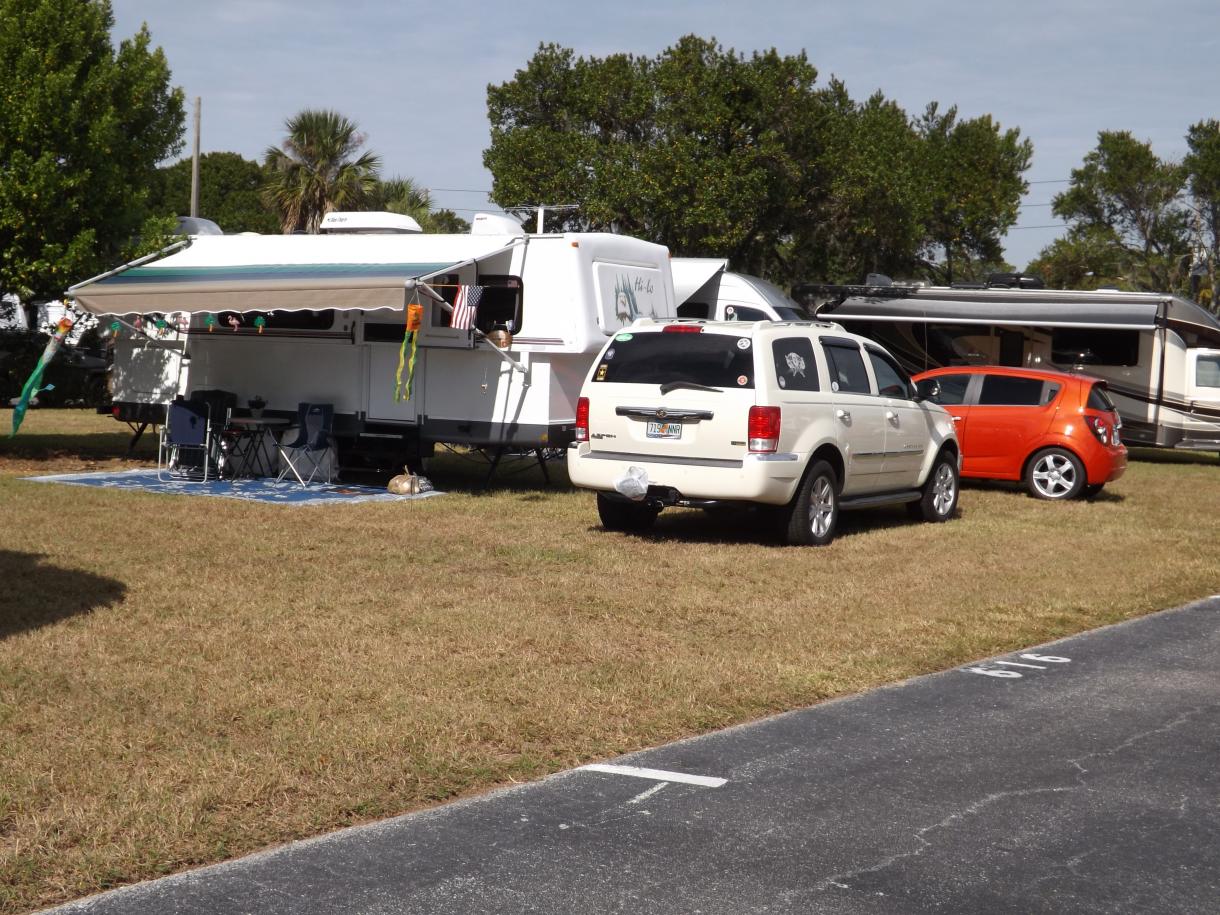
(1087, 384, 1118, 410)
(821, 342, 871, 394)
(216, 309, 335, 331)
(1196, 354, 1220, 388)
(593, 333, 754, 388)
(1051, 329, 1139, 366)
(926, 325, 993, 366)
(978, 375, 1045, 406)
(865, 348, 913, 398)
(740, 275, 811, 319)
(916, 374, 970, 405)
(677, 302, 711, 319)
(724, 304, 768, 322)
(772, 338, 819, 392)
(364, 319, 408, 343)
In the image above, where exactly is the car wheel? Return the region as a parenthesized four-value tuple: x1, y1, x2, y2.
(1026, 447, 1085, 500)
(596, 492, 659, 533)
(1083, 483, 1105, 499)
(785, 460, 839, 546)
(912, 451, 959, 522)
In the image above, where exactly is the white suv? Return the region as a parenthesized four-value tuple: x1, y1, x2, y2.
(567, 319, 960, 545)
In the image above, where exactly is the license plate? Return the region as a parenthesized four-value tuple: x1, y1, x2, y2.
(646, 421, 682, 439)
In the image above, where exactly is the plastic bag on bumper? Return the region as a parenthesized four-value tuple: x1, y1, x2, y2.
(613, 465, 649, 501)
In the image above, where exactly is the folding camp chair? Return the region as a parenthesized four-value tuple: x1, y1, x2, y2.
(157, 400, 222, 482)
(276, 402, 336, 486)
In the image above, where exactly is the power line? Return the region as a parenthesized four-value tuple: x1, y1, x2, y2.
(1010, 223, 1067, 230)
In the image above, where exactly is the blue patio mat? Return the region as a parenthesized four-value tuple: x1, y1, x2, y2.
(23, 469, 444, 506)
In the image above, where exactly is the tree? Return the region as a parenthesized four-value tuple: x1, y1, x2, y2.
(0, 0, 185, 325)
(916, 104, 1032, 285)
(485, 37, 824, 277)
(1050, 131, 1190, 292)
(262, 109, 381, 233)
(1184, 119, 1220, 307)
(147, 152, 280, 234)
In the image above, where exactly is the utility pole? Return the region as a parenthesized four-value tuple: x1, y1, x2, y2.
(189, 97, 201, 218)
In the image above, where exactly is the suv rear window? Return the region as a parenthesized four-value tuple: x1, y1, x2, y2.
(593, 332, 755, 388)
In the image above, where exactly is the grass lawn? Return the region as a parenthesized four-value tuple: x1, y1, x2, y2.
(2, 409, 1218, 912)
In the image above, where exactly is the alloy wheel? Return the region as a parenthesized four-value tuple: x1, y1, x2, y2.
(1032, 452, 1077, 498)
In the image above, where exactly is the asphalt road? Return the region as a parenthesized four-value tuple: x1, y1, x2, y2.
(48, 595, 1220, 914)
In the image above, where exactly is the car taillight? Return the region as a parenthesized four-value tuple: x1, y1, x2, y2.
(748, 405, 781, 453)
(575, 396, 590, 442)
(662, 324, 703, 333)
(1085, 415, 1110, 445)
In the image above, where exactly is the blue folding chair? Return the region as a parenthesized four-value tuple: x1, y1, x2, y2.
(276, 402, 336, 486)
(158, 400, 222, 482)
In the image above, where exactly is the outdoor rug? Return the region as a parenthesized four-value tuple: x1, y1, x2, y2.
(22, 469, 445, 506)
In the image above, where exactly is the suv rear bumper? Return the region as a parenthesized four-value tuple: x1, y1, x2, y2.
(567, 444, 803, 505)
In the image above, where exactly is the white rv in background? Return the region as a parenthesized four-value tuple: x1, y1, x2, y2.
(670, 258, 810, 322)
(71, 214, 677, 462)
(809, 283, 1220, 451)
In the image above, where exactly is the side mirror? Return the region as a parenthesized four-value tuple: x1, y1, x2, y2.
(914, 380, 940, 403)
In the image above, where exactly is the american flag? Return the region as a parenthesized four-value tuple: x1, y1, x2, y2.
(449, 285, 484, 330)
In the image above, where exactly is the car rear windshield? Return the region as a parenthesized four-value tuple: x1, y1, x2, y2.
(1087, 384, 1116, 411)
(592, 331, 755, 388)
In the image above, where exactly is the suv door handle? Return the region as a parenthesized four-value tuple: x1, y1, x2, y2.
(835, 409, 851, 423)
(885, 410, 898, 424)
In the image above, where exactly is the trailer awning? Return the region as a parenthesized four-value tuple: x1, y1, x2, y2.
(69, 233, 520, 315)
(824, 292, 1162, 330)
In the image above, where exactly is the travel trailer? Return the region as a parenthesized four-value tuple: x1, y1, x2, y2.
(799, 283, 1220, 451)
(671, 258, 810, 322)
(69, 216, 677, 463)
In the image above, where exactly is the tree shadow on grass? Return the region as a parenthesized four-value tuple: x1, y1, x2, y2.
(0, 550, 126, 639)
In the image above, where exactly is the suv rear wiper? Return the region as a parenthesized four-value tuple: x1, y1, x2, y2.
(659, 380, 722, 395)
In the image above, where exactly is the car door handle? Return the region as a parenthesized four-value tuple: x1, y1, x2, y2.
(835, 409, 851, 423)
(951, 415, 963, 422)
(885, 410, 898, 425)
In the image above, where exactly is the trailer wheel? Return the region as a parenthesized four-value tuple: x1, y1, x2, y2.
(596, 493, 659, 533)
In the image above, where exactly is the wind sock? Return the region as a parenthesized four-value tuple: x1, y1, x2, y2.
(394, 301, 424, 403)
(10, 317, 73, 437)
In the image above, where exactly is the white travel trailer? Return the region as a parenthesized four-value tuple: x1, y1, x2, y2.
(69, 220, 677, 464)
(805, 284, 1220, 451)
(671, 258, 810, 322)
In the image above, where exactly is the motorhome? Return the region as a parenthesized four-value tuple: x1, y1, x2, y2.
(69, 215, 677, 463)
(801, 283, 1220, 451)
(671, 258, 810, 322)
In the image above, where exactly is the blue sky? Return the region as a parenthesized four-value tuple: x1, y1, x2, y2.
(111, 0, 1217, 272)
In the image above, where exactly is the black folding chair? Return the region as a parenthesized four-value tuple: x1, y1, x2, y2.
(157, 400, 222, 482)
(276, 402, 336, 486)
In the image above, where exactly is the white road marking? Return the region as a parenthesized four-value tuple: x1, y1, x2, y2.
(581, 763, 727, 788)
(628, 782, 669, 804)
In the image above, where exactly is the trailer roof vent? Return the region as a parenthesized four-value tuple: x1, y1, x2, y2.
(319, 211, 422, 234)
(175, 216, 223, 236)
(471, 213, 526, 236)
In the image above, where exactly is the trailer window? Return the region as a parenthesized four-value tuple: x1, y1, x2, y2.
(593, 332, 754, 388)
(1197, 355, 1220, 388)
(1051, 329, 1139, 366)
(427, 274, 523, 334)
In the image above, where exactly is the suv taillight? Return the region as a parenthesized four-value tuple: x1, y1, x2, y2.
(575, 396, 590, 442)
(748, 405, 781, 453)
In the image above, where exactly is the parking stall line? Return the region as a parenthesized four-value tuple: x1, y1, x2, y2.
(580, 763, 727, 788)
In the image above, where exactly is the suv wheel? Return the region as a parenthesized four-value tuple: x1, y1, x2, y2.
(909, 451, 959, 522)
(785, 460, 839, 546)
(1026, 447, 1085, 500)
(597, 493, 659, 533)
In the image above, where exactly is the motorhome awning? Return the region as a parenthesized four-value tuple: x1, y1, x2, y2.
(823, 290, 1165, 330)
(68, 233, 520, 315)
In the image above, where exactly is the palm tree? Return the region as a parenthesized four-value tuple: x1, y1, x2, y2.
(365, 176, 434, 226)
(262, 109, 382, 233)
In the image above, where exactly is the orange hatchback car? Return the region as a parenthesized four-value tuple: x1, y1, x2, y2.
(912, 366, 1127, 500)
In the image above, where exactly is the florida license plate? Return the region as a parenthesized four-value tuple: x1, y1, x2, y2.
(646, 421, 682, 439)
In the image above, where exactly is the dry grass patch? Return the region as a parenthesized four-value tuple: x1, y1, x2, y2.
(1, 411, 1218, 912)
